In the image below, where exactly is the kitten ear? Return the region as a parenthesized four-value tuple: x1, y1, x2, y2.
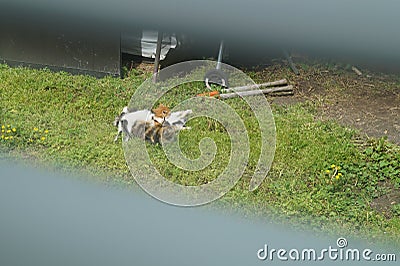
(152, 104, 161, 112)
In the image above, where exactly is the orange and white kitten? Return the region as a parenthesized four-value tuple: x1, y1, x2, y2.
(130, 104, 173, 144)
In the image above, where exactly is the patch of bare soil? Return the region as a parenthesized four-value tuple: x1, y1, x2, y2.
(121, 54, 155, 76)
(259, 59, 400, 145)
(370, 189, 400, 218)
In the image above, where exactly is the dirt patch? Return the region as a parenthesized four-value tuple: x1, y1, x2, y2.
(121, 53, 155, 77)
(370, 189, 400, 218)
(258, 59, 400, 145)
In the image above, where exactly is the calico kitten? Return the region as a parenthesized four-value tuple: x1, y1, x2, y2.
(144, 107, 192, 144)
(145, 104, 171, 143)
(146, 121, 178, 144)
(131, 120, 178, 145)
(150, 104, 171, 125)
(130, 104, 172, 144)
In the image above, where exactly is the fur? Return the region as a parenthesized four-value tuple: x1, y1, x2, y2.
(130, 120, 177, 145)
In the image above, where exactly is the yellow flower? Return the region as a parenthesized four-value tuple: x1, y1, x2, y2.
(337, 173, 342, 177)
(6, 129, 11, 133)
(331, 164, 336, 169)
(1, 135, 4, 139)
(5, 136, 9, 140)
(28, 138, 33, 143)
(325, 170, 331, 174)
(40, 136, 46, 141)
(34, 127, 39, 131)
(12, 128, 16, 132)
(1, 125, 4, 129)
(44, 130, 49, 134)
(7, 125, 10, 128)
(9, 136, 13, 140)
(1, 129, 4, 133)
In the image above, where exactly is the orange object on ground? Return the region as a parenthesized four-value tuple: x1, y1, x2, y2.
(197, 91, 220, 97)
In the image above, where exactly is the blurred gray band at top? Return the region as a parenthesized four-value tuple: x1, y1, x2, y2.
(1, 0, 400, 68)
(0, 160, 397, 265)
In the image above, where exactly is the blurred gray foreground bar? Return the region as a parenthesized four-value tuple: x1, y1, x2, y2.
(2, 0, 400, 72)
(0, 160, 397, 266)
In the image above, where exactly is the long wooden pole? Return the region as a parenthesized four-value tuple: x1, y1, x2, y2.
(221, 79, 287, 93)
(219, 85, 293, 99)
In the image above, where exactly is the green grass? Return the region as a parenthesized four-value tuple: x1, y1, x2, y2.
(0, 64, 147, 180)
(1, 64, 399, 247)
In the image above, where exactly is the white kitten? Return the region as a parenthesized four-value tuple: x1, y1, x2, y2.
(167, 110, 193, 130)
